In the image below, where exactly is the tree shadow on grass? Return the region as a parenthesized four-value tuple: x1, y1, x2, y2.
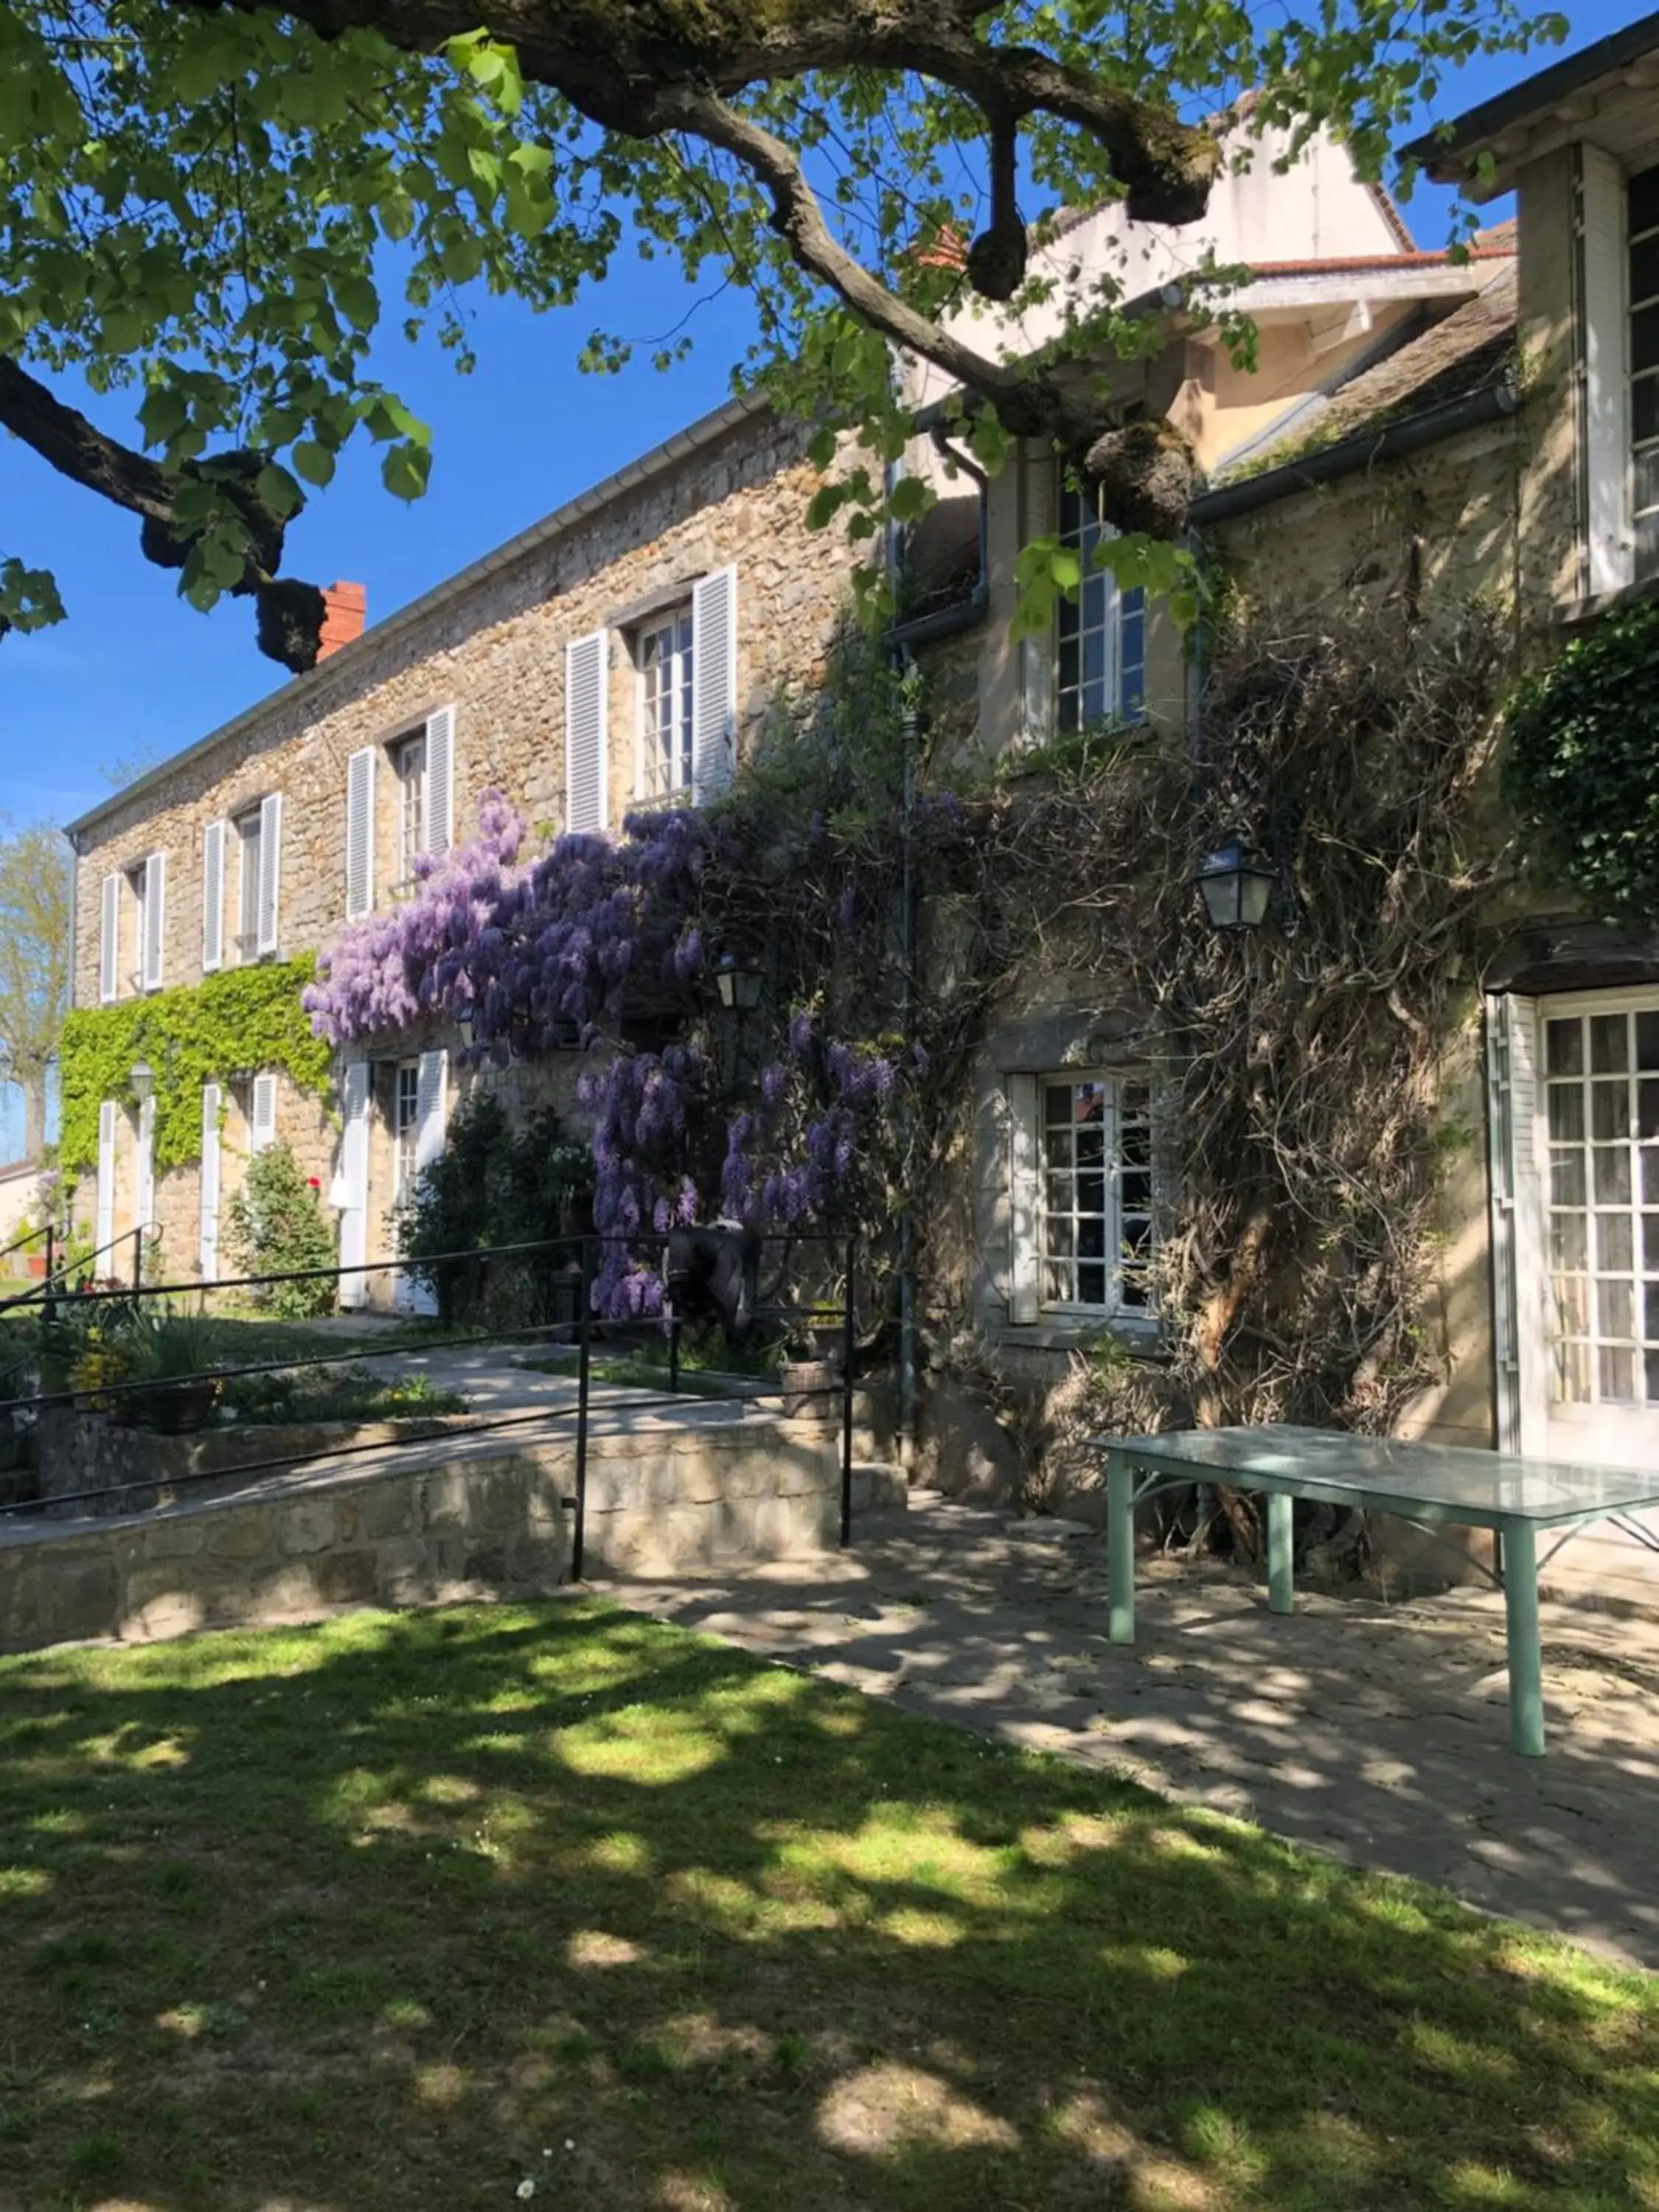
(0, 1596, 1655, 2212)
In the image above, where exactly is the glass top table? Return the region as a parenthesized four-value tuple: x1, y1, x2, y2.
(1088, 1425, 1659, 1756)
(1093, 1422, 1659, 1529)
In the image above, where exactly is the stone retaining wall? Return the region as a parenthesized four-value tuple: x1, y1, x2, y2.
(0, 1417, 903, 1653)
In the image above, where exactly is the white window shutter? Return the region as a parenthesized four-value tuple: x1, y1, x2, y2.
(1007, 1071, 1042, 1325)
(414, 1047, 448, 1175)
(1486, 994, 1549, 1455)
(199, 1081, 222, 1277)
(142, 852, 165, 990)
(566, 630, 608, 833)
(335, 1060, 371, 1307)
(1579, 142, 1630, 597)
(425, 705, 454, 855)
(345, 749, 376, 919)
(1020, 453, 1057, 745)
(135, 1094, 156, 1232)
(96, 1099, 117, 1256)
(201, 821, 225, 973)
(99, 874, 119, 1004)
(256, 793, 282, 955)
(691, 566, 737, 801)
(250, 1071, 278, 1154)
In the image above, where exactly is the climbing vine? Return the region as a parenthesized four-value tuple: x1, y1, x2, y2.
(305, 599, 1507, 1511)
(60, 956, 330, 1174)
(1503, 597, 1659, 921)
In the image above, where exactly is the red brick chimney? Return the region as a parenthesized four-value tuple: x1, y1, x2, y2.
(317, 580, 367, 661)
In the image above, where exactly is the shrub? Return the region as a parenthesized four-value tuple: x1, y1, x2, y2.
(395, 1092, 592, 1326)
(224, 1142, 337, 1318)
(1503, 599, 1659, 919)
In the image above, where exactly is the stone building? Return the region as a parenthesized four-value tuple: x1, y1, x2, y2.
(62, 21, 1659, 1611)
(66, 397, 860, 1302)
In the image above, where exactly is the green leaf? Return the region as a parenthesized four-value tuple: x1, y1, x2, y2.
(334, 274, 380, 333)
(887, 476, 932, 524)
(381, 442, 431, 501)
(291, 441, 336, 489)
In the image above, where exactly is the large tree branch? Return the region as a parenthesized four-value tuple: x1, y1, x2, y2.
(188, 0, 1219, 223)
(669, 89, 1197, 531)
(0, 356, 327, 672)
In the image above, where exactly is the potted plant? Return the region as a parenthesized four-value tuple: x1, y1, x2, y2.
(778, 1307, 843, 1423)
(122, 1310, 225, 1433)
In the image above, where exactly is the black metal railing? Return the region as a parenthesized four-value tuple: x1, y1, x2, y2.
(0, 1230, 863, 1572)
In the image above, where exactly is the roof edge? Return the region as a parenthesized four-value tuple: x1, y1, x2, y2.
(68, 386, 772, 844)
(1400, 12, 1659, 178)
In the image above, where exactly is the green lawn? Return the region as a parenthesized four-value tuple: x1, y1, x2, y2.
(0, 1601, 1655, 2212)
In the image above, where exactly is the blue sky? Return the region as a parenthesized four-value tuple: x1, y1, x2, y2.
(0, 4, 1632, 1154)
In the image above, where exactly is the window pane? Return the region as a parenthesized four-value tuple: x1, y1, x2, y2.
(1593, 1080, 1629, 1139)
(1640, 1078, 1659, 1138)
(1545, 1019, 1583, 1074)
(1043, 1261, 1072, 1303)
(1119, 1170, 1152, 1212)
(1591, 1014, 1629, 1073)
(1597, 1213, 1634, 1272)
(1645, 1215, 1659, 1272)
(1646, 1280, 1659, 1342)
(1647, 1349, 1659, 1403)
(1635, 445, 1659, 520)
(1549, 1213, 1587, 1270)
(1632, 229, 1659, 308)
(1636, 373, 1659, 449)
(1630, 163, 1659, 237)
(1595, 1148, 1633, 1204)
(1632, 302, 1659, 376)
(1599, 1278, 1635, 1339)
(1075, 1125, 1105, 1166)
(1555, 1338, 1591, 1403)
(1636, 510, 1659, 582)
(1044, 1128, 1073, 1167)
(1639, 1013, 1659, 1071)
(1547, 1085, 1585, 1141)
(1601, 1345, 1637, 1402)
(1554, 1275, 1590, 1333)
(1077, 1263, 1107, 1306)
(1046, 1215, 1074, 1258)
(1074, 1084, 1107, 1125)
(1045, 1085, 1072, 1124)
(1551, 1150, 1587, 1207)
(1646, 1147, 1659, 1206)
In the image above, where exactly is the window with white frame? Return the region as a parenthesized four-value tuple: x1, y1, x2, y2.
(1630, 161, 1659, 581)
(636, 606, 695, 802)
(125, 862, 148, 990)
(1037, 1073, 1155, 1314)
(393, 1061, 421, 1203)
(1543, 1002, 1659, 1408)
(393, 730, 428, 883)
(234, 807, 262, 959)
(1057, 478, 1147, 734)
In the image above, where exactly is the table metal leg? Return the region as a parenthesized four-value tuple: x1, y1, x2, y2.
(1500, 1517, 1545, 1757)
(1267, 1490, 1294, 1615)
(1107, 1450, 1135, 1645)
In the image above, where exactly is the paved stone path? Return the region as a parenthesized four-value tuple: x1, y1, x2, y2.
(612, 1492, 1659, 1972)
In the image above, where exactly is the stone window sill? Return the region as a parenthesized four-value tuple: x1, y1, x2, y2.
(1556, 568, 1659, 631)
(995, 1318, 1168, 1359)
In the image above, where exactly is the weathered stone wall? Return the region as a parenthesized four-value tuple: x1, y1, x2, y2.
(70, 403, 858, 1009)
(69, 401, 863, 1267)
(0, 1419, 903, 1654)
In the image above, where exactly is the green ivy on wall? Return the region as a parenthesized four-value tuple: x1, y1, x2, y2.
(1503, 598, 1659, 922)
(59, 956, 330, 1173)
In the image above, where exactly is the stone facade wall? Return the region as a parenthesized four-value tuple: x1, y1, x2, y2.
(0, 1419, 902, 1655)
(69, 400, 863, 1270)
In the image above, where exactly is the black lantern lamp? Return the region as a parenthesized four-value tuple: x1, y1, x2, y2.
(1194, 837, 1278, 934)
(456, 1004, 476, 1051)
(715, 954, 764, 1012)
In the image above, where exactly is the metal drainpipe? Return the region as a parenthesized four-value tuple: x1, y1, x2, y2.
(897, 668, 919, 1476)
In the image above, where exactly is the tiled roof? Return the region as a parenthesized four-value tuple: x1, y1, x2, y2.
(1213, 258, 1517, 486)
